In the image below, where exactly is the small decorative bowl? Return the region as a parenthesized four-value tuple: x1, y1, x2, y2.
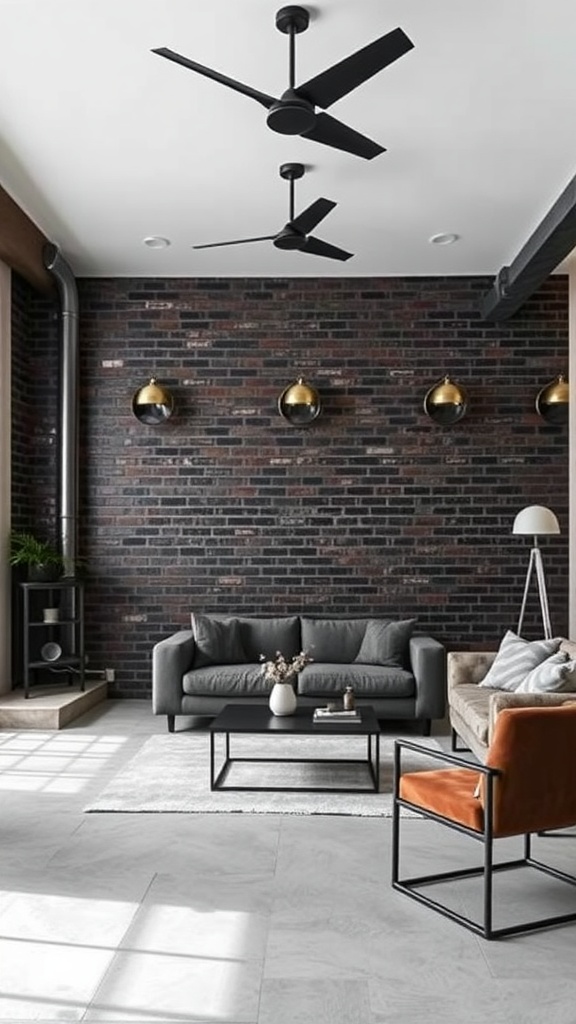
(40, 642, 62, 662)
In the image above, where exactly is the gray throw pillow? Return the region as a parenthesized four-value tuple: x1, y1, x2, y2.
(478, 630, 561, 692)
(191, 614, 246, 667)
(354, 619, 417, 667)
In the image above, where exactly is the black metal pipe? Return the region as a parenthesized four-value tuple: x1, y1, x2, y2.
(42, 244, 79, 576)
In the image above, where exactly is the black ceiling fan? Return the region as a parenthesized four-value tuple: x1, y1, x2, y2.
(192, 162, 353, 262)
(152, 5, 414, 160)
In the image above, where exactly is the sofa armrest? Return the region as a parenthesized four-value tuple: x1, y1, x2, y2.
(447, 651, 496, 696)
(152, 630, 195, 716)
(409, 635, 447, 719)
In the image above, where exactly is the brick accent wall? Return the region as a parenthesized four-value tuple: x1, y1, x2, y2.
(72, 275, 568, 698)
(10, 273, 59, 683)
(11, 273, 59, 533)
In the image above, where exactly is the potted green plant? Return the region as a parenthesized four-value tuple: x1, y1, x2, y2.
(9, 531, 65, 581)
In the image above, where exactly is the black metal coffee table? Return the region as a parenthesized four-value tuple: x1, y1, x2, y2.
(209, 704, 381, 793)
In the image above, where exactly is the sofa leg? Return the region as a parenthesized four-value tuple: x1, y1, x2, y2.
(422, 719, 431, 737)
(451, 728, 470, 752)
(167, 715, 175, 733)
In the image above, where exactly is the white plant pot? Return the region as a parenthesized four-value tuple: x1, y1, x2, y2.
(269, 681, 297, 716)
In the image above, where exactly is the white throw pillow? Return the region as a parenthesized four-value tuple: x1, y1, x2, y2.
(478, 631, 561, 692)
(515, 652, 576, 693)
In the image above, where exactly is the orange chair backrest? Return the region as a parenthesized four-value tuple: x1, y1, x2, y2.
(485, 704, 576, 836)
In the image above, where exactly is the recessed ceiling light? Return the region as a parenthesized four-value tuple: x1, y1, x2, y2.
(143, 236, 171, 249)
(429, 232, 460, 245)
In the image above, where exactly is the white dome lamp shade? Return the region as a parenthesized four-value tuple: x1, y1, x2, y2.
(512, 505, 560, 639)
(513, 505, 560, 539)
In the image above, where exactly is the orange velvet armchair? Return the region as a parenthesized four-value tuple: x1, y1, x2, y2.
(392, 704, 576, 939)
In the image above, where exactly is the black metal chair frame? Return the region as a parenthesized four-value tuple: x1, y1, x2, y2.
(392, 738, 576, 940)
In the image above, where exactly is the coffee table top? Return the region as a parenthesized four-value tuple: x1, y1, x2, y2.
(210, 704, 380, 735)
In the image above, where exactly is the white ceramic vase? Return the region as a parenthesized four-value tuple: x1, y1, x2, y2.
(269, 681, 297, 716)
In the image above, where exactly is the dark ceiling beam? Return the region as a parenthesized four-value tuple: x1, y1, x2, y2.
(0, 185, 53, 294)
(482, 172, 576, 321)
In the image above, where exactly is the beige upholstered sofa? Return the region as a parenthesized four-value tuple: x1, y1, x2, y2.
(447, 640, 576, 762)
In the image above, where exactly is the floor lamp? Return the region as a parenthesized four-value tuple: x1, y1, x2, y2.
(513, 505, 560, 639)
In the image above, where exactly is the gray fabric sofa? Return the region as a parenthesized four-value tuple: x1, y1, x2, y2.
(152, 614, 446, 733)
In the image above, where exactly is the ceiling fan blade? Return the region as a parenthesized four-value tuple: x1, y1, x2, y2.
(192, 235, 276, 250)
(301, 236, 353, 262)
(302, 112, 384, 159)
(298, 27, 414, 110)
(152, 48, 277, 110)
(290, 198, 336, 236)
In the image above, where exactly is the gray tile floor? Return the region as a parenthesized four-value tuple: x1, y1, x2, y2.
(1, 700, 576, 1023)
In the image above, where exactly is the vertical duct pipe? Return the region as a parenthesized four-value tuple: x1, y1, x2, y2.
(42, 244, 79, 575)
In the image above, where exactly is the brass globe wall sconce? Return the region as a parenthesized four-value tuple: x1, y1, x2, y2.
(423, 376, 468, 425)
(132, 377, 175, 424)
(535, 374, 569, 423)
(278, 376, 322, 426)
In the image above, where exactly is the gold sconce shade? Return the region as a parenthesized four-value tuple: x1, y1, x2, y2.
(278, 377, 322, 426)
(132, 378, 174, 424)
(423, 376, 468, 425)
(535, 374, 569, 423)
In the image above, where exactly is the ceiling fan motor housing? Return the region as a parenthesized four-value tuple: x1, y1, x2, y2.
(274, 226, 306, 251)
(267, 91, 316, 134)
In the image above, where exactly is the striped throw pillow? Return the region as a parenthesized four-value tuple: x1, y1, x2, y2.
(478, 631, 561, 692)
(515, 652, 576, 693)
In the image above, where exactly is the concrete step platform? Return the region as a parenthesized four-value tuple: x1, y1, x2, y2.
(0, 679, 107, 729)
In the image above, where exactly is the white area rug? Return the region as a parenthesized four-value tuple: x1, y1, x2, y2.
(85, 732, 444, 816)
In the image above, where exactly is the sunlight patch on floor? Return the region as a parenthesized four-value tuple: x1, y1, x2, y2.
(0, 732, 128, 794)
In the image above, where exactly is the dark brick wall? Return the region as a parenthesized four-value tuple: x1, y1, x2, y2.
(72, 275, 568, 697)
(10, 274, 31, 531)
(10, 273, 59, 534)
(10, 274, 60, 682)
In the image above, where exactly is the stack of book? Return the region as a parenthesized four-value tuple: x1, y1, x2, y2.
(313, 707, 361, 723)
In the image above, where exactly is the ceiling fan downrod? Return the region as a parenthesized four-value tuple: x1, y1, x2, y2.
(267, 6, 316, 136)
(279, 161, 304, 223)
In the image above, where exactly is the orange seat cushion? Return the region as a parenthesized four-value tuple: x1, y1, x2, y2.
(400, 768, 484, 832)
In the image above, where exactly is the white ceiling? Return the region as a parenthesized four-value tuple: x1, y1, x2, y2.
(1, 0, 576, 279)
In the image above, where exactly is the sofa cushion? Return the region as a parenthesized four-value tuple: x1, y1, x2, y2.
(183, 664, 269, 697)
(354, 619, 416, 668)
(300, 618, 369, 663)
(515, 652, 576, 693)
(297, 663, 415, 698)
(191, 614, 246, 668)
(237, 616, 300, 662)
(477, 631, 561, 692)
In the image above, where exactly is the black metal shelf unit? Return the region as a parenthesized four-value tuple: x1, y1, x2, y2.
(19, 579, 85, 698)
